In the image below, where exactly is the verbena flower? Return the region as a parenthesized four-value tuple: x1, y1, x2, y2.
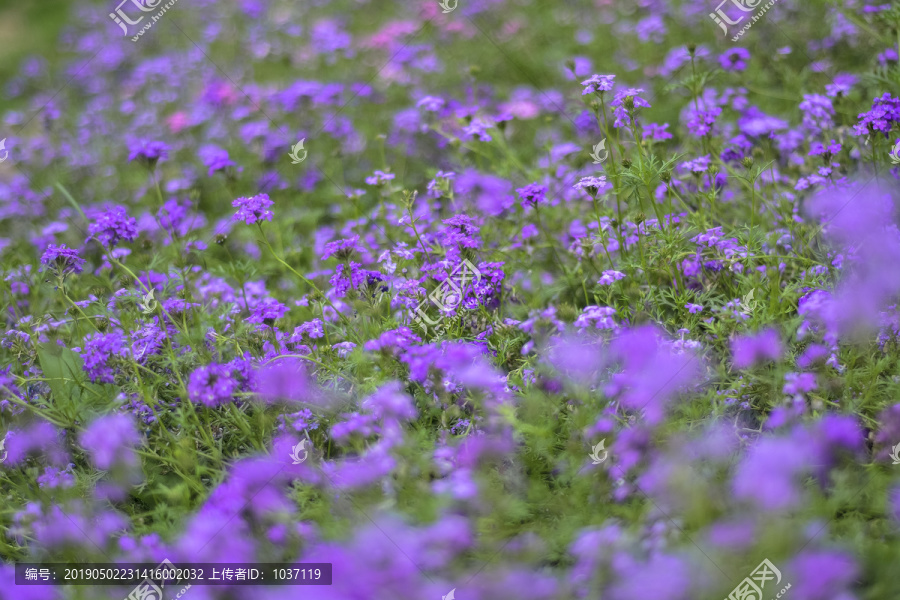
(516, 183, 547, 207)
(79, 414, 140, 470)
(81, 331, 129, 383)
(580, 74, 615, 96)
(40, 244, 85, 276)
(731, 329, 783, 369)
(365, 170, 395, 185)
(232, 193, 273, 224)
(87, 206, 137, 247)
(188, 363, 239, 407)
(597, 270, 625, 285)
(127, 140, 170, 165)
(199, 144, 237, 176)
(718, 48, 749, 72)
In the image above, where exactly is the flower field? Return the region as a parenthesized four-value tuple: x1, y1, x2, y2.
(1, 0, 900, 598)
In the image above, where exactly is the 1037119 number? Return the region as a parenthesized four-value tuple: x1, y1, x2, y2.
(272, 568, 321, 580)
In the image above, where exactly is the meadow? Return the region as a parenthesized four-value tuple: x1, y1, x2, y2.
(1, 0, 900, 599)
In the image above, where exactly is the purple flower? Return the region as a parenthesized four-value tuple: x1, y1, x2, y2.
(610, 88, 651, 128)
(679, 154, 711, 173)
(686, 106, 721, 138)
(365, 170, 395, 185)
(1, 422, 68, 466)
(825, 73, 856, 97)
(199, 144, 237, 176)
(799, 94, 835, 132)
(255, 357, 326, 405)
(127, 140, 169, 165)
(462, 118, 494, 142)
(188, 363, 238, 407)
(574, 305, 618, 330)
(597, 270, 626, 286)
(516, 183, 547, 207)
(685, 303, 703, 314)
(321, 235, 363, 260)
(87, 206, 137, 247)
(783, 372, 817, 395)
(248, 297, 288, 325)
(853, 93, 900, 137)
(81, 331, 129, 383)
(332, 341, 356, 357)
(808, 139, 841, 156)
(731, 329, 783, 369)
(644, 122, 673, 141)
(580, 74, 615, 95)
(719, 48, 750, 71)
(40, 244, 85, 276)
(733, 435, 816, 510)
(291, 319, 325, 342)
(416, 96, 445, 111)
(573, 176, 611, 196)
(232, 193, 274, 225)
(80, 414, 140, 470)
(604, 325, 701, 425)
(786, 550, 858, 600)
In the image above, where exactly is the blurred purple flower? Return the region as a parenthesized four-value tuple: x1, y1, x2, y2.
(719, 48, 750, 71)
(80, 413, 140, 470)
(731, 329, 783, 369)
(127, 140, 169, 165)
(188, 363, 238, 407)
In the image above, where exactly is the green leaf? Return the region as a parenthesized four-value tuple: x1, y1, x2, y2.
(36, 343, 105, 415)
(36, 343, 82, 405)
